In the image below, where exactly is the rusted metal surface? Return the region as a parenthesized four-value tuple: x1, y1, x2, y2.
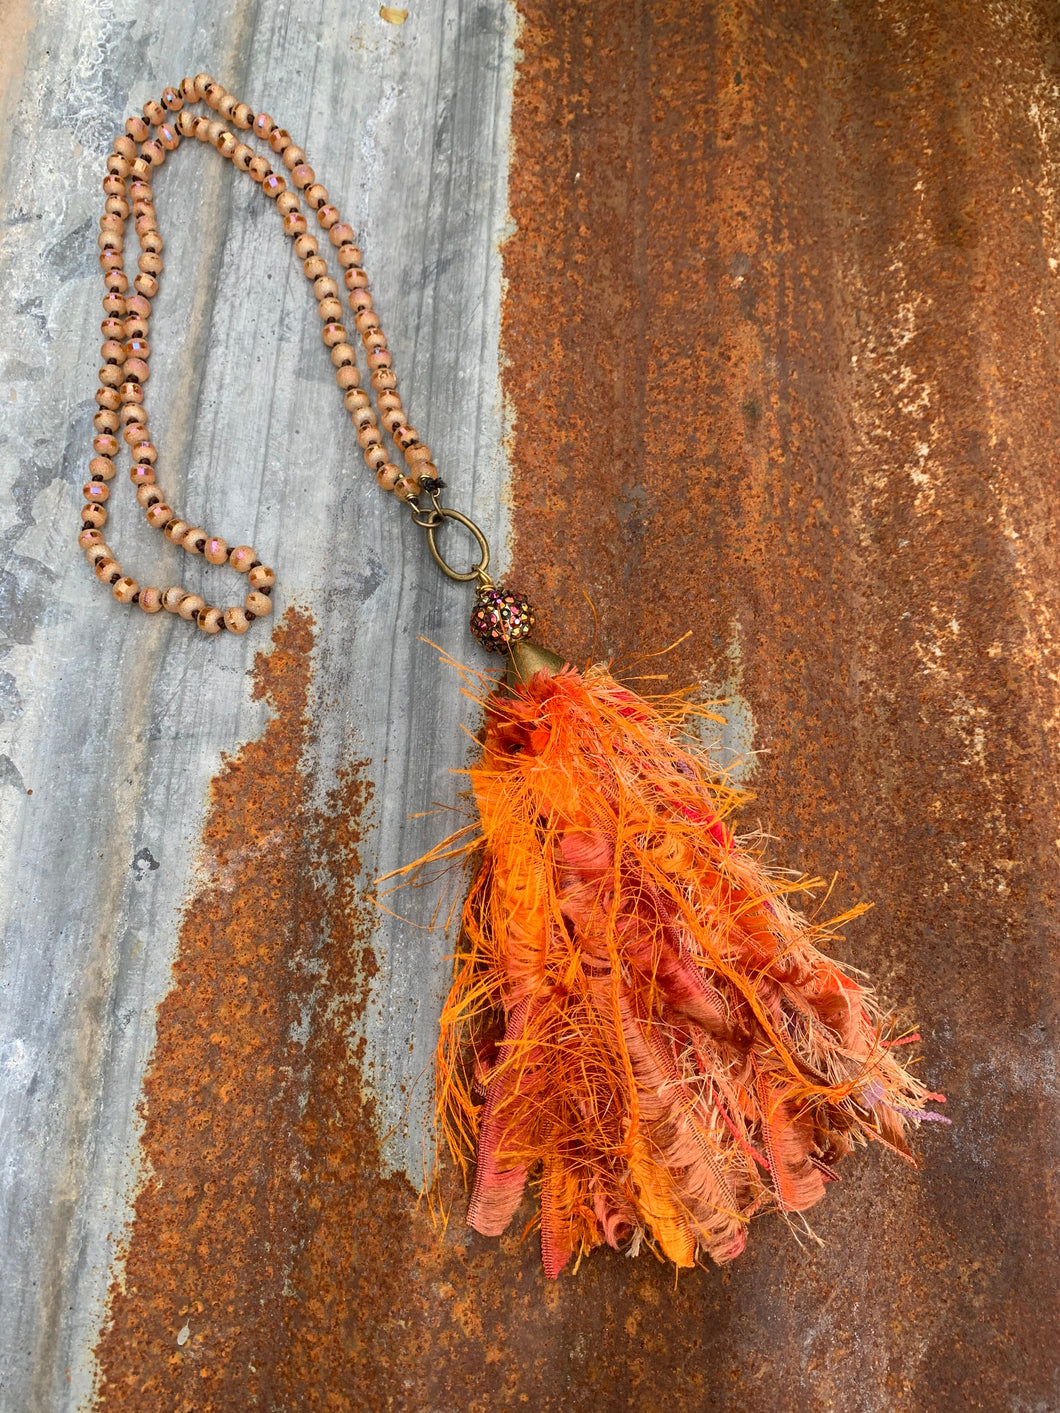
(4, 0, 1059, 1408)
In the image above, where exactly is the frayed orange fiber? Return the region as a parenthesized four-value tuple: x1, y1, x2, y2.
(432, 664, 946, 1278)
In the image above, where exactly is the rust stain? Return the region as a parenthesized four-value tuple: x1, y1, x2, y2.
(93, 0, 1060, 1407)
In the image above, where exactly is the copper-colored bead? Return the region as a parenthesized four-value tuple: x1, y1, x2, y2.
(282, 145, 306, 170)
(138, 252, 163, 276)
(393, 475, 418, 502)
(86, 544, 112, 568)
(364, 445, 388, 472)
(138, 585, 163, 613)
(262, 173, 286, 199)
(253, 112, 275, 140)
(371, 368, 397, 392)
(98, 365, 123, 390)
(89, 455, 116, 480)
(164, 518, 190, 544)
(136, 484, 162, 508)
(232, 102, 253, 130)
(123, 423, 150, 448)
(351, 404, 376, 431)
(145, 502, 173, 528)
(124, 357, 150, 383)
(312, 275, 338, 301)
(83, 480, 109, 502)
(247, 155, 270, 182)
(125, 115, 149, 142)
(219, 92, 238, 120)
(141, 139, 165, 166)
(276, 191, 300, 216)
(376, 463, 402, 492)
(162, 86, 183, 111)
(129, 157, 152, 182)
(318, 297, 343, 322)
(269, 127, 292, 154)
(215, 130, 237, 158)
(100, 315, 124, 338)
(103, 175, 127, 196)
(232, 143, 254, 172)
(100, 211, 124, 234)
(283, 212, 308, 237)
(338, 245, 365, 269)
(137, 441, 158, 463)
(112, 576, 139, 604)
(100, 339, 126, 365)
(99, 250, 124, 274)
(290, 163, 314, 189)
(367, 349, 392, 371)
(248, 564, 275, 590)
(204, 536, 228, 565)
(102, 293, 126, 316)
(177, 593, 205, 621)
(158, 123, 179, 151)
(336, 363, 360, 388)
(95, 558, 121, 584)
(120, 380, 145, 403)
(363, 328, 387, 353)
(81, 504, 107, 527)
(95, 388, 122, 411)
(204, 82, 225, 111)
(143, 98, 165, 125)
(229, 545, 256, 573)
(342, 265, 369, 290)
(378, 390, 403, 415)
(198, 605, 224, 633)
(224, 606, 250, 634)
(130, 463, 155, 485)
(344, 388, 369, 413)
(302, 183, 326, 209)
(348, 288, 373, 313)
(120, 402, 147, 425)
(316, 206, 339, 230)
(302, 256, 327, 281)
(176, 110, 196, 138)
(162, 585, 186, 613)
(182, 527, 207, 555)
(104, 270, 128, 293)
(356, 425, 382, 452)
(329, 222, 355, 247)
(79, 527, 106, 550)
(330, 343, 356, 368)
(126, 292, 151, 319)
(94, 409, 120, 433)
(194, 72, 214, 98)
(321, 322, 347, 348)
(106, 154, 130, 178)
(354, 309, 380, 335)
(245, 591, 272, 617)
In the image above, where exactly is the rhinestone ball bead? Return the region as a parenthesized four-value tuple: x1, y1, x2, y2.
(470, 587, 536, 653)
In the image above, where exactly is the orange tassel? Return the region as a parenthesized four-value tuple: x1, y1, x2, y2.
(428, 661, 946, 1277)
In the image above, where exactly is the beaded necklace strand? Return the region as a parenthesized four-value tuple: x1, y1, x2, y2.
(82, 72, 535, 652)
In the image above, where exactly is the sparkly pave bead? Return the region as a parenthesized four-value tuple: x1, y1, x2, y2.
(469, 587, 536, 654)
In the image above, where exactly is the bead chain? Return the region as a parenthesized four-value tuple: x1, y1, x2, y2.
(82, 72, 440, 634)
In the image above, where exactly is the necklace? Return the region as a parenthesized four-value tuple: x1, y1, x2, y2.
(85, 74, 947, 1279)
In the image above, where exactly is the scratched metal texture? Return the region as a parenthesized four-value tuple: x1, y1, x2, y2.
(1, 0, 1058, 1410)
(0, 1, 515, 1409)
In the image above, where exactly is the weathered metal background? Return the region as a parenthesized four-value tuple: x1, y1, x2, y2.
(1, 0, 1058, 1409)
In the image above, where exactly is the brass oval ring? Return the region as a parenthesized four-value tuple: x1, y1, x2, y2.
(423, 506, 491, 583)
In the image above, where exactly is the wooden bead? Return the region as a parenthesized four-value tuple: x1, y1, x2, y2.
(162, 585, 186, 613)
(81, 504, 107, 527)
(138, 586, 163, 613)
(248, 564, 275, 590)
(204, 536, 228, 565)
(177, 593, 205, 621)
(245, 591, 272, 617)
(224, 606, 250, 634)
(182, 527, 207, 554)
(141, 140, 165, 166)
(145, 502, 173, 528)
(164, 518, 190, 543)
(198, 606, 224, 633)
(112, 576, 139, 603)
(229, 545, 256, 572)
